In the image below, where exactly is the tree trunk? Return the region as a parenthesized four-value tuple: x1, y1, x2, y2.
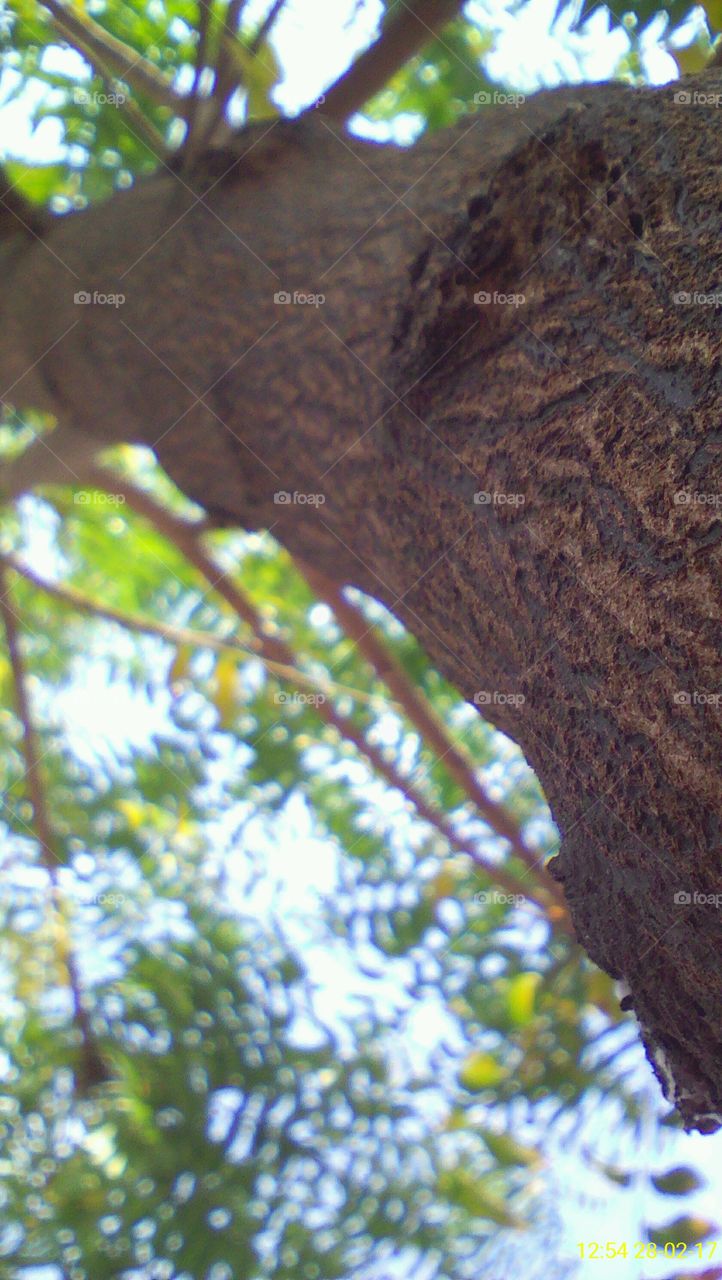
(2, 70, 721, 1129)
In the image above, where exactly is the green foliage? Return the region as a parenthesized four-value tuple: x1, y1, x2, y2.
(0, 859, 553, 1277)
(363, 19, 496, 131)
(564, 0, 692, 33)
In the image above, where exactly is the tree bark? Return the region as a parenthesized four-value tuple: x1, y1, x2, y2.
(2, 71, 721, 1129)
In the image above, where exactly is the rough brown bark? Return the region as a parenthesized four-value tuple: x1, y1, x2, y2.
(1, 70, 721, 1129)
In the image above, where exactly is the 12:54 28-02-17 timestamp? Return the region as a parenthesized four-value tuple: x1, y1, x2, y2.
(578, 1241, 718, 1261)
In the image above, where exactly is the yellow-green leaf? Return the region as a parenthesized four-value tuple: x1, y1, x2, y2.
(672, 34, 714, 76)
(702, 0, 722, 29)
(212, 652, 239, 730)
(117, 799, 146, 830)
(428, 861, 458, 902)
(443, 1108, 468, 1132)
(480, 1128, 542, 1169)
(222, 36, 282, 119)
(438, 1169, 526, 1228)
(169, 644, 193, 689)
(507, 971, 541, 1025)
(459, 1051, 505, 1090)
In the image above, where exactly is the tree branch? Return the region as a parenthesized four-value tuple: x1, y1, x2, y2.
(0, 426, 109, 505)
(319, 0, 466, 123)
(40, 0, 181, 110)
(78, 48, 171, 159)
(201, 0, 248, 145)
(182, 0, 214, 164)
(2, 552, 388, 708)
(0, 571, 59, 870)
(297, 559, 566, 909)
(81, 464, 568, 920)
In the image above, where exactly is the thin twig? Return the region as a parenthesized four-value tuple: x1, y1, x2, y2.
(189, 0, 214, 108)
(2, 553, 391, 708)
(249, 0, 286, 55)
(319, 0, 465, 123)
(216, 0, 247, 90)
(0, 564, 108, 1091)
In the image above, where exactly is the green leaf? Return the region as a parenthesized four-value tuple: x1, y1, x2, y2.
(2, 160, 69, 206)
(651, 1166, 704, 1196)
(672, 30, 715, 74)
(647, 1216, 715, 1247)
(507, 971, 541, 1026)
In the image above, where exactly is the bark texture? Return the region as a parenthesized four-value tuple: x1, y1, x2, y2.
(2, 71, 722, 1129)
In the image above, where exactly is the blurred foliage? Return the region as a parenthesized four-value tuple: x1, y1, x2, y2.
(1, 1, 721, 1279)
(0, 852, 574, 1278)
(2, 0, 720, 210)
(0, 448, 717, 1277)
